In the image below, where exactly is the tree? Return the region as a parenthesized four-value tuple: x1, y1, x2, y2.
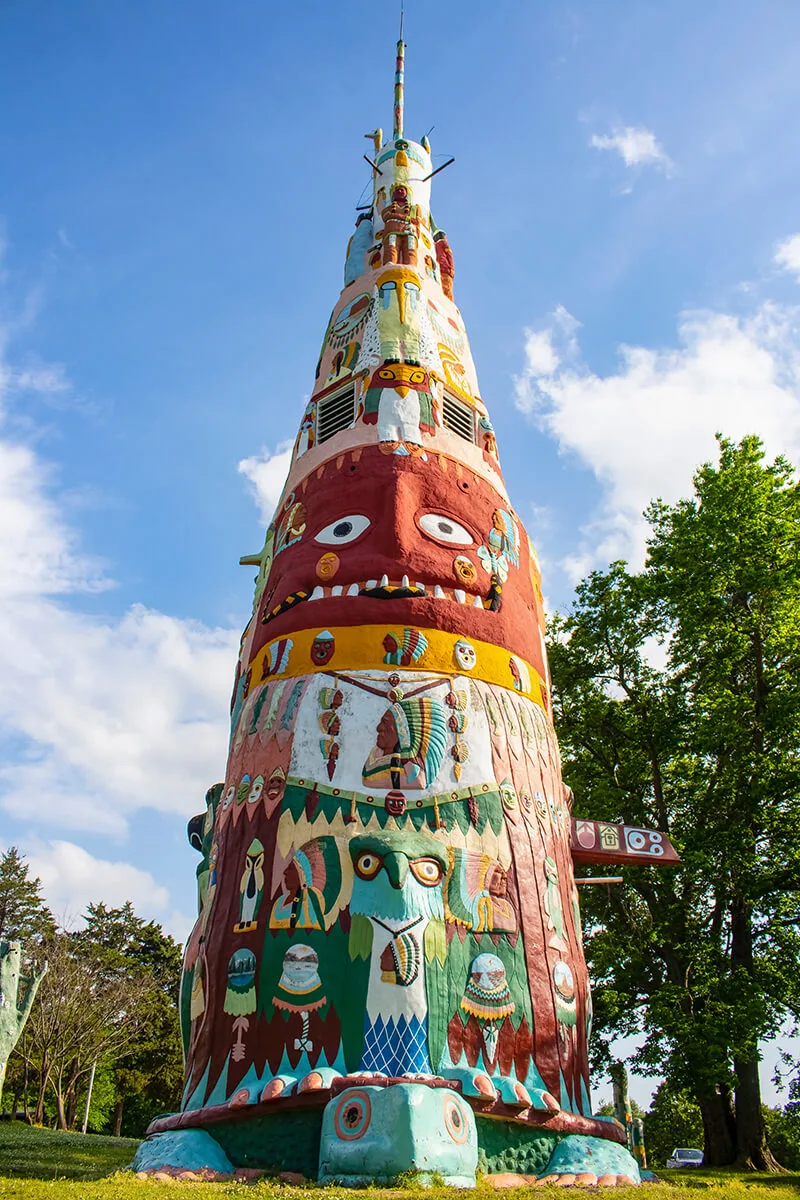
(549, 436, 800, 1170)
(763, 1106, 800, 1171)
(72, 903, 184, 1136)
(0, 848, 55, 944)
(15, 930, 155, 1129)
(644, 1083, 704, 1167)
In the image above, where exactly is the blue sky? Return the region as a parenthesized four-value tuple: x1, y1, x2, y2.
(1, 0, 799, 1106)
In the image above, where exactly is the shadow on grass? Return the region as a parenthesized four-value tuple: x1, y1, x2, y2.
(658, 1167, 800, 1192)
(0, 1120, 140, 1180)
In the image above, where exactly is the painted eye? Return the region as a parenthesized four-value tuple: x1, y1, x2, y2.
(378, 368, 395, 379)
(410, 370, 426, 384)
(410, 858, 443, 886)
(315, 515, 370, 545)
(355, 852, 382, 879)
(419, 514, 474, 546)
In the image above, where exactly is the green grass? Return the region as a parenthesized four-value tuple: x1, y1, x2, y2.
(0, 1120, 140, 1180)
(1, 1122, 799, 1198)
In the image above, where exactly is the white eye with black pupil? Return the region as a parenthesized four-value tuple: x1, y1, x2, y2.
(419, 513, 474, 546)
(316, 515, 370, 545)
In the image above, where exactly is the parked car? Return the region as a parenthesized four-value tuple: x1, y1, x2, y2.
(667, 1148, 704, 1169)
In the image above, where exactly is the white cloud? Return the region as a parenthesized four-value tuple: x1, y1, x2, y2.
(775, 233, 800, 281)
(515, 302, 800, 577)
(590, 125, 673, 174)
(0, 600, 236, 836)
(0, 274, 240, 841)
(238, 439, 294, 523)
(25, 840, 170, 926)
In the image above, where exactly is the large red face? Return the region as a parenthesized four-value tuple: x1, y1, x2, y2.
(250, 446, 545, 675)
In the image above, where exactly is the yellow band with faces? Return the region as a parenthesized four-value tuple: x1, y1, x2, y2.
(249, 623, 546, 707)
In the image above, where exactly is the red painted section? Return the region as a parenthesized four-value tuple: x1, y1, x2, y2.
(570, 819, 681, 866)
(250, 446, 545, 676)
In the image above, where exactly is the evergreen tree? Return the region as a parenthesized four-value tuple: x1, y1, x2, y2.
(0, 848, 55, 944)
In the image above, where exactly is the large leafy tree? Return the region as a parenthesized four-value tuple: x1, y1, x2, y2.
(72, 902, 184, 1135)
(549, 437, 800, 1170)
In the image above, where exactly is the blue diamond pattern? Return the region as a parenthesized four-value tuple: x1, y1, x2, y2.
(361, 1013, 431, 1076)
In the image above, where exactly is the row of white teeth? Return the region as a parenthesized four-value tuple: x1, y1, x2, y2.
(307, 578, 485, 608)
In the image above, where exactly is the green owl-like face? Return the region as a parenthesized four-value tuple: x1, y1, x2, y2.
(349, 831, 447, 922)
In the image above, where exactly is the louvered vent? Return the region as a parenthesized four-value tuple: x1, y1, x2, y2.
(442, 393, 475, 443)
(317, 385, 356, 443)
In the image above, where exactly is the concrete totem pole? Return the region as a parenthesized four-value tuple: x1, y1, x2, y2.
(136, 34, 678, 1185)
(0, 941, 46, 1103)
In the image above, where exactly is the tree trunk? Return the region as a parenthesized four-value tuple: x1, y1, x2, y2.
(64, 1059, 81, 1130)
(34, 1070, 49, 1125)
(730, 888, 782, 1172)
(698, 1084, 737, 1166)
(65, 1083, 77, 1130)
(54, 1086, 68, 1132)
(734, 1056, 783, 1172)
(112, 1097, 124, 1138)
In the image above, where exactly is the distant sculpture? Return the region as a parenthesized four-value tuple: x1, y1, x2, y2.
(0, 941, 47, 1103)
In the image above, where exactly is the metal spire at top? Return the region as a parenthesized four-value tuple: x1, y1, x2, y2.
(393, 2, 405, 139)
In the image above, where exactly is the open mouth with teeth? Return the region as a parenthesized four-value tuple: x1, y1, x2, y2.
(262, 575, 502, 626)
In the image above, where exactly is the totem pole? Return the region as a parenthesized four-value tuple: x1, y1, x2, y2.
(0, 941, 46, 1104)
(135, 31, 679, 1185)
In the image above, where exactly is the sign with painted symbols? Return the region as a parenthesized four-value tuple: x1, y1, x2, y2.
(570, 818, 680, 866)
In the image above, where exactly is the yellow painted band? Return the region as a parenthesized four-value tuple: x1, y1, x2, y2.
(250, 623, 545, 707)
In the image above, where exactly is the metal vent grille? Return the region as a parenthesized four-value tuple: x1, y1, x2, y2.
(317, 386, 356, 443)
(442, 393, 475, 443)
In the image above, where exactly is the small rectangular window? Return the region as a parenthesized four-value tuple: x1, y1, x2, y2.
(317, 385, 356, 443)
(442, 392, 476, 443)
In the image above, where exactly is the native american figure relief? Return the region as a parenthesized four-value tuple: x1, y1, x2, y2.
(137, 29, 680, 1187)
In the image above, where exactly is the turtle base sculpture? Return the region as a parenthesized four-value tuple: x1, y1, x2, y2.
(133, 1079, 641, 1185)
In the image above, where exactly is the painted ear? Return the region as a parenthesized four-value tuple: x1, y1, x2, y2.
(423, 917, 447, 967)
(348, 913, 373, 961)
(187, 814, 204, 852)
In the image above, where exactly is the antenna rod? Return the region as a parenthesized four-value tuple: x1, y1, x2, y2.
(421, 156, 455, 183)
(393, 6, 405, 139)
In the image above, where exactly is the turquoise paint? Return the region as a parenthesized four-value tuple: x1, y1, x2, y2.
(132, 1129, 233, 1174)
(543, 1134, 641, 1181)
(319, 1083, 478, 1188)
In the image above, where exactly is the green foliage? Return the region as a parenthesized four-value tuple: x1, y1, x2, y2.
(549, 436, 800, 1169)
(644, 1083, 704, 1167)
(763, 1106, 800, 1170)
(72, 903, 184, 1136)
(0, 848, 55, 945)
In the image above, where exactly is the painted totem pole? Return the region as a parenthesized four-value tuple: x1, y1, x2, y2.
(136, 35, 678, 1185)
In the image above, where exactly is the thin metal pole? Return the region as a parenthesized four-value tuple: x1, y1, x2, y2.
(81, 1059, 97, 1134)
(574, 876, 624, 885)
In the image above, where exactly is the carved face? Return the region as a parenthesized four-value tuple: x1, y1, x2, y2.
(371, 362, 429, 398)
(454, 639, 477, 671)
(311, 632, 335, 666)
(251, 447, 545, 677)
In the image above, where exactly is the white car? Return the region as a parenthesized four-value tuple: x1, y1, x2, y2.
(667, 1148, 704, 1169)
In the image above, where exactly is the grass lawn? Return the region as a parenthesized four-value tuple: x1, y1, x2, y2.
(1, 1123, 799, 1198)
